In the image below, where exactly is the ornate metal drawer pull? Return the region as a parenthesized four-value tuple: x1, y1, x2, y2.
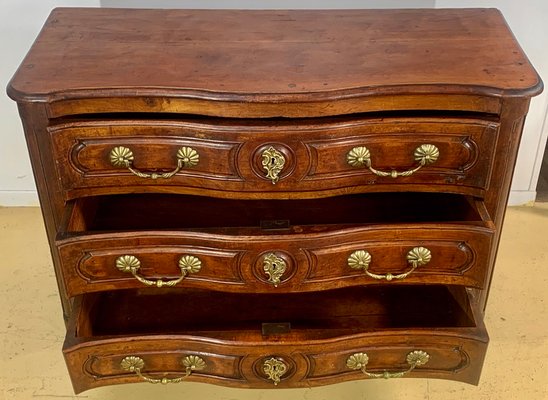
(347, 247, 431, 281)
(115, 254, 201, 287)
(346, 350, 430, 379)
(109, 145, 199, 179)
(263, 357, 288, 385)
(121, 355, 205, 384)
(346, 144, 439, 178)
(263, 253, 287, 287)
(262, 146, 286, 184)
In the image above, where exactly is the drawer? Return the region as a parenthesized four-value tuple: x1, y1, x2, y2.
(49, 117, 499, 199)
(64, 285, 488, 393)
(57, 192, 494, 297)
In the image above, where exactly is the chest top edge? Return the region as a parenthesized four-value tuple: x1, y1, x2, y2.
(7, 7, 543, 108)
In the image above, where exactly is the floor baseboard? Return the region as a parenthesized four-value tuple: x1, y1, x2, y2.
(0, 190, 39, 207)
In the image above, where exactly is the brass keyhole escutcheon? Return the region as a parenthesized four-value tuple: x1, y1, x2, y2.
(263, 253, 287, 287)
(261, 146, 286, 184)
(263, 357, 288, 385)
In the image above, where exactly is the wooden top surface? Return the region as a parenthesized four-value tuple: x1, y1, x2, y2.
(7, 8, 542, 103)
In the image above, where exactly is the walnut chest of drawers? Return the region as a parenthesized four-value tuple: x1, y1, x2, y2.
(7, 8, 542, 393)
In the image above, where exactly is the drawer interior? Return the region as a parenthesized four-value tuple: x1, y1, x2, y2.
(64, 192, 492, 234)
(71, 285, 477, 342)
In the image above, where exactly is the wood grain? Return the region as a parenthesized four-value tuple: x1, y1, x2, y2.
(7, 9, 542, 118)
(49, 116, 499, 199)
(63, 286, 488, 393)
(7, 7, 542, 393)
(56, 192, 494, 296)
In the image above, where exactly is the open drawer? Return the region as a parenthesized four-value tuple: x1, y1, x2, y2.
(57, 192, 495, 297)
(64, 285, 488, 393)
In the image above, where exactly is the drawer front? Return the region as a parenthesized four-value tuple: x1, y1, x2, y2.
(64, 332, 487, 393)
(50, 118, 498, 199)
(301, 335, 487, 386)
(57, 225, 493, 297)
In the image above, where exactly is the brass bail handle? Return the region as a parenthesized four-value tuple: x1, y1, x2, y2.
(121, 355, 206, 384)
(347, 144, 439, 178)
(348, 247, 432, 281)
(115, 254, 202, 288)
(109, 146, 199, 179)
(346, 350, 430, 379)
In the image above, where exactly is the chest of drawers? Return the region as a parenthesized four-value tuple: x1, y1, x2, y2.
(8, 8, 542, 393)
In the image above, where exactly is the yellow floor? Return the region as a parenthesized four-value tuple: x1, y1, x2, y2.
(0, 205, 547, 400)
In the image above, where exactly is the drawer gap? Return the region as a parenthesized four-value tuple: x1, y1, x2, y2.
(72, 285, 477, 342)
(49, 110, 500, 125)
(63, 192, 492, 235)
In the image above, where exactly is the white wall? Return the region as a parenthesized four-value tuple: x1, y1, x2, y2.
(0, 1, 99, 206)
(100, 0, 436, 8)
(436, 0, 548, 204)
(1, 1, 546, 205)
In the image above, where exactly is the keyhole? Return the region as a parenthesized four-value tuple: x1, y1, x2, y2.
(271, 263, 277, 271)
(271, 157, 276, 166)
